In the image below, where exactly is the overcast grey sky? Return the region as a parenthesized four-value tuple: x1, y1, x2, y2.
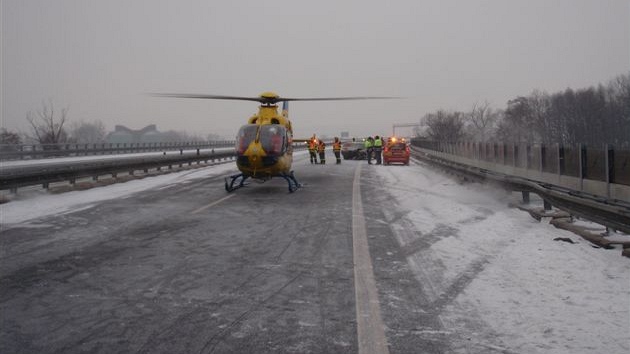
(2, 0, 629, 139)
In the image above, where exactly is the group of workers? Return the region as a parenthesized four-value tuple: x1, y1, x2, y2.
(363, 135, 385, 165)
(308, 134, 388, 165)
(308, 135, 342, 165)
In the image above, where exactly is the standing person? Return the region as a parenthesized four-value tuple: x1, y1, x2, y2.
(332, 137, 342, 164)
(318, 140, 326, 164)
(308, 134, 318, 164)
(364, 137, 374, 164)
(373, 135, 383, 165)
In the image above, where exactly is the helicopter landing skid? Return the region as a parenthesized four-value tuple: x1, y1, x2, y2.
(280, 171, 301, 193)
(224, 173, 249, 192)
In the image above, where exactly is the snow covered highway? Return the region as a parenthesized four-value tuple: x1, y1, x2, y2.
(1, 151, 628, 353)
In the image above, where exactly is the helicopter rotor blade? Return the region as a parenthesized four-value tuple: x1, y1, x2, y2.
(150, 93, 264, 102)
(279, 96, 402, 102)
(151, 93, 404, 104)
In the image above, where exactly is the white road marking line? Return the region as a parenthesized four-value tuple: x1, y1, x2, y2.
(191, 194, 235, 214)
(352, 164, 390, 354)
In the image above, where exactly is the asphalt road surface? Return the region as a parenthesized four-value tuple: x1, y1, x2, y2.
(1, 154, 479, 353)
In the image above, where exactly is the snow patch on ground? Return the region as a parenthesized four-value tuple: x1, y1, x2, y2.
(1, 163, 238, 225)
(375, 162, 630, 353)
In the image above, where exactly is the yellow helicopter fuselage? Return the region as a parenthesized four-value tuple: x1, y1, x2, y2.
(235, 100, 294, 179)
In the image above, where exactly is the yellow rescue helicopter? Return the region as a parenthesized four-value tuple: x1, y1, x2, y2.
(153, 92, 396, 192)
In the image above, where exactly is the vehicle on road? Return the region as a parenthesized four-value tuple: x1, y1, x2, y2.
(341, 142, 367, 160)
(383, 140, 410, 165)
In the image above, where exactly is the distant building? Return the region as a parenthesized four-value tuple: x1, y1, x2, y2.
(106, 124, 166, 144)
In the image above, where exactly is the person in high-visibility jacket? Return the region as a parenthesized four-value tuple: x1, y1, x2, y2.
(332, 137, 342, 164)
(364, 137, 374, 164)
(317, 140, 326, 164)
(308, 134, 318, 164)
(373, 135, 383, 165)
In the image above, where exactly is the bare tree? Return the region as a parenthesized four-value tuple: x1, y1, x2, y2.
(0, 128, 22, 145)
(604, 73, 630, 145)
(69, 120, 106, 143)
(495, 96, 538, 143)
(466, 101, 498, 142)
(26, 99, 69, 145)
(423, 110, 465, 141)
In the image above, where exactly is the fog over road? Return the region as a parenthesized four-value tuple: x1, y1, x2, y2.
(1, 152, 628, 353)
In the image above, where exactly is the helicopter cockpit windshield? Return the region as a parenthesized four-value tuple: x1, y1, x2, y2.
(260, 125, 287, 156)
(235, 124, 288, 156)
(236, 124, 257, 154)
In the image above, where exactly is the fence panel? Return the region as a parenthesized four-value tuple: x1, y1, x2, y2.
(614, 148, 630, 186)
(584, 146, 606, 181)
(542, 145, 558, 174)
(531, 145, 542, 171)
(562, 145, 580, 177)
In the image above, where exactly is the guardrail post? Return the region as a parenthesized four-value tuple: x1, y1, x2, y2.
(606, 144, 613, 198)
(579, 143, 586, 191)
(526, 144, 532, 169)
(513, 144, 518, 167)
(540, 144, 546, 173)
(558, 144, 564, 176)
(521, 191, 530, 204)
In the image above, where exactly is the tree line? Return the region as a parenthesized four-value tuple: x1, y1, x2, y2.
(420, 72, 630, 147)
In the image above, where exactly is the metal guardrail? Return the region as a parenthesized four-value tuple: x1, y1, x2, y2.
(0, 144, 309, 192)
(0, 150, 237, 191)
(0, 141, 236, 160)
(410, 145, 630, 234)
(411, 139, 630, 200)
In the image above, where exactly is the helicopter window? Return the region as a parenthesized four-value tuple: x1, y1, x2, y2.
(260, 125, 287, 156)
(236, 124, 258, 154)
